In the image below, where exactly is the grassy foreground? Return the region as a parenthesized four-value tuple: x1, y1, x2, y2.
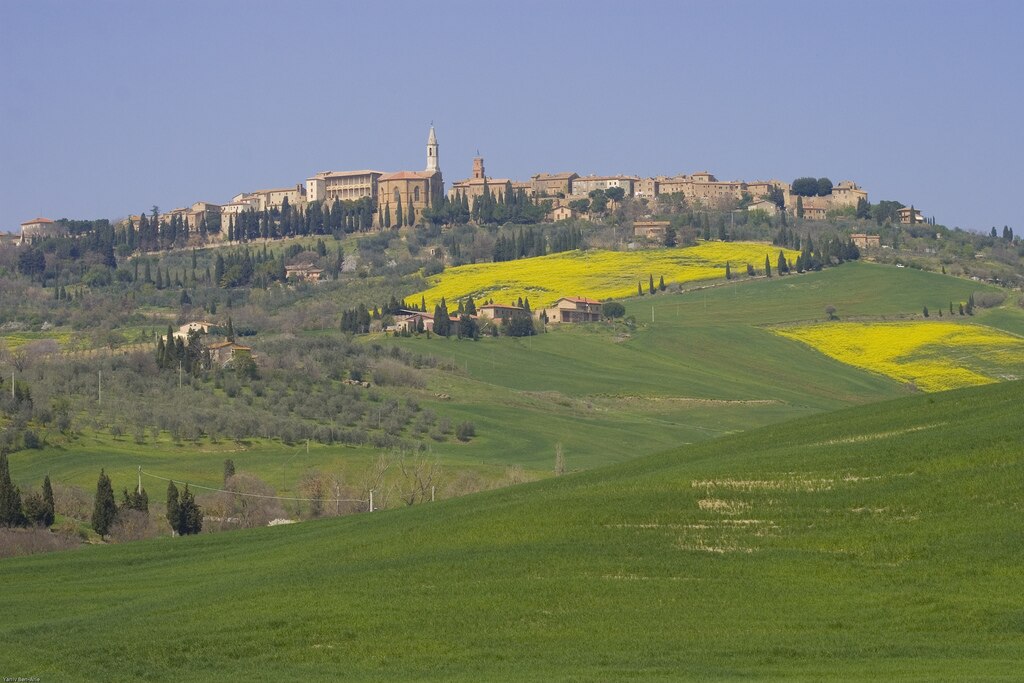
(3, 380, 1023, 680)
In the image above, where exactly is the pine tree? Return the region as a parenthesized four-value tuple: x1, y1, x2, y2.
(0, 453, 26, 527)
(91, 469, 117, 536)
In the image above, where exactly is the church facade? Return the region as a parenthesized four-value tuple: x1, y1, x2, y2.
(376, 126, 444, 226)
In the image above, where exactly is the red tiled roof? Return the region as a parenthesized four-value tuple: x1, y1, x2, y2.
(479, 304, 523, 310)
(559, 297, 602, 305)
(21, 217, 54, 225)
(379, 170, 434, 181)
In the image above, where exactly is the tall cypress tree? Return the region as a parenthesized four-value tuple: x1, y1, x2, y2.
(0, 453, 25, 527)
(166, 480, 180, 533)
(648, 274, 655, 295)
(42, 474, 55, 527)
(395, 198, 403, 228)
(91, 469, 117, 536)
(765, 255, 772, 277)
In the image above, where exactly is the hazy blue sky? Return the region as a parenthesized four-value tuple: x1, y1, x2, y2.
(1, 1, 1020, 233)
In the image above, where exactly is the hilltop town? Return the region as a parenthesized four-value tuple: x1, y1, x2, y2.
(15, 125, 934, 247)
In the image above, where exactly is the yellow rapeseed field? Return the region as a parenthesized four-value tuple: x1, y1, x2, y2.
(774, 321, 1024, 392)
(416, 241, 796, 308)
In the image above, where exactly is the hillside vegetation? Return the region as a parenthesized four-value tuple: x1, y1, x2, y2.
(2, 380, 1022, 679)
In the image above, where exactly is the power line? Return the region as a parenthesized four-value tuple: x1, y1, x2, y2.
(140, 469, 368, 504)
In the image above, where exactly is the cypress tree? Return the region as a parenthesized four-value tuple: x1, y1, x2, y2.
(166, 480, 180, 534)
(0, 453, 26, 527)
(649, 274, 655, 295)
(407, 196, 415, 226)
(395, 198, 403, 228)
(224, 459, 235, 486)
(178, 484, 202, 535)
(765, 255, 772, 277)
(658, 275, 666, 291)
(638, 281, 644, 297)
(725, 262, 732, 280)
(384, 202, 391, 228)
(778, 251, 788, 274)
(42, 475, 55, 527)
(91, 469, 117, 536)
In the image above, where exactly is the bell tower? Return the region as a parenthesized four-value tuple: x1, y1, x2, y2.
(426, 125, 439, 174)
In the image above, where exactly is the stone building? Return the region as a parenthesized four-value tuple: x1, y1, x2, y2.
(570, 175, 636, 197)
(20, 217, 65, 242)
(531, 172, 578, 197)
(449, 156, 515, 204)
(306, 170, 382, 203)
(376, 126, 444, 225)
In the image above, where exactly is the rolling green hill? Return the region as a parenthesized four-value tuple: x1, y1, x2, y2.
(3, 380, 1023, 680)
(9, 261, 1019, 496)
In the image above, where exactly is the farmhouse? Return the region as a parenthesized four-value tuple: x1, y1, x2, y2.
(898, 206, 925, 224)
(850, 233, 881, 249)
(174, 321, 215, 340)
(477, 304, 524, 321)
(285, 263, 323, 282)
(544, 297, 603, 323)
(633, 220, 670, 240)
(207, 341, 253, 365)
(747, 199, 779, 216)
(548, 205, 577, 222)
(391, 311, 434, 333)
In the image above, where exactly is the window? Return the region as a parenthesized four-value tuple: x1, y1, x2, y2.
(414, 187, 421, 202)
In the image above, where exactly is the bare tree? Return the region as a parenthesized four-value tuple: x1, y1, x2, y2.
(397, 451, 441, 506)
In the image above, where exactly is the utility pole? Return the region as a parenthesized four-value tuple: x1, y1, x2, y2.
(369, 490, 374, 512)
(137, 466, 143, 495)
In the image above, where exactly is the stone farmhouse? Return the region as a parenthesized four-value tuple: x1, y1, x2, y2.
(633, 220, 670, 240)
(850, 233, 881, 249)
(544, 297, 603, 323)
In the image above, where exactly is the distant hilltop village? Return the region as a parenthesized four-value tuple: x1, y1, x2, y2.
(18, 125, 921, 243)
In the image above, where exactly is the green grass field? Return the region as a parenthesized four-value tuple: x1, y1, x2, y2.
(3, 380, 1022, 680)
(9, 261, 1015, 497)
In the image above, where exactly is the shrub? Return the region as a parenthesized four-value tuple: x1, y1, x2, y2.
(455, 421, 476, 442)
(603, 301, 626, 318)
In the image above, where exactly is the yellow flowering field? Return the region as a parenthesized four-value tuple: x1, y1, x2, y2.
(774, 321, 1024, 392)
(416, 241, 795, 308)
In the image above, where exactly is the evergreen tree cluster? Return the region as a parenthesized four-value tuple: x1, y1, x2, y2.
(156, 327, 211, 376)
(165, 480, 202, 535)
(340, 305, 373, 334)
(0, 457, 57, 529)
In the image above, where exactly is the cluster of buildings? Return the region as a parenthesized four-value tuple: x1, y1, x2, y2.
(18, 124, 926, 243)
(390, 296, 604, 335)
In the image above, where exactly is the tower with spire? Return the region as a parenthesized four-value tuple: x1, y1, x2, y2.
(426, 125, 440, 174)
